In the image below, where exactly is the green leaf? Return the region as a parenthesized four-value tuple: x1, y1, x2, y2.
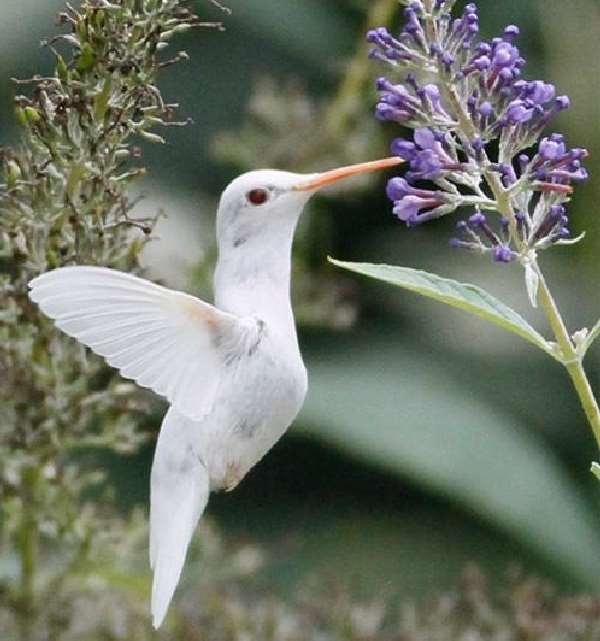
(94, 77, 112, 121)
(76, 42, 96, 72)
(330, 259, 557, 360)
(300, 335, 600, 588)
(66, 162, 85, 201)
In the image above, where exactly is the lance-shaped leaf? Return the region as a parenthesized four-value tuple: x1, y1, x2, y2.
(329, 259, 557, 360)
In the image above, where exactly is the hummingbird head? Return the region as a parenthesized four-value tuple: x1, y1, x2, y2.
(215, 157, 403, 252)
(213, 157, 403, 320)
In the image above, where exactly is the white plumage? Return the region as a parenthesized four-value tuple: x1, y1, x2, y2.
(28, 159, 401, 628)
(149, 407, 210, 628)
(29, 265, 250, 422)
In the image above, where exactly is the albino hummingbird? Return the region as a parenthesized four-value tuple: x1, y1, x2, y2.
(28, 156, 401, 628)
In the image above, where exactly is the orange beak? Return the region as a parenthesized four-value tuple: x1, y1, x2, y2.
(292, 157, 404, 192)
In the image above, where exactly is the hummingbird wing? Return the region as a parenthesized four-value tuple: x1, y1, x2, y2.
(150, 407, 209, 629)
(29, 266, 262, 421)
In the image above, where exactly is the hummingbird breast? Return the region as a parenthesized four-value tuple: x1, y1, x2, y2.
(192, 324, 308, 491)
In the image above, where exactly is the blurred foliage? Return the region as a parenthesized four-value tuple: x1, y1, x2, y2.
(0, 1, 224, 638)
(390, 566, 600, 641)
(300, 330, 600, 588)
(1, 0, 600, 638)
(126, 560, 600, 641)
(5, 513, 600, 641)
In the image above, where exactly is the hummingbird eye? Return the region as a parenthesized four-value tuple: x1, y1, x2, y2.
(246, 188, 270, 206)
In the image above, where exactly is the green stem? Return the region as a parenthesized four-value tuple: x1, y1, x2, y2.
(439, 58, 600, 455)
(324, 0, 398, 138)
(17, 467, 38, 641)
(536, 274, 600, 451)
(486, 161, 600, 455)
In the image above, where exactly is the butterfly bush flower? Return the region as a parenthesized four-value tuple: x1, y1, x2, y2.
(368, 0, 588, 265)
(359, 0, 600, 488)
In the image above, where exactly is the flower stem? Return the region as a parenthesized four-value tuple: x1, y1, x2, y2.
(536, 273, 600, 451)
(483, 143, 600, 455)
(485, 146, 600, 454)
(438, 52, 600, 456)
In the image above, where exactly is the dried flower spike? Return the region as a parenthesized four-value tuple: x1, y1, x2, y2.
(0, 1, 224, 635)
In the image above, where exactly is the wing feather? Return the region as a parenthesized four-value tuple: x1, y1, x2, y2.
(29, 266, 260, 421)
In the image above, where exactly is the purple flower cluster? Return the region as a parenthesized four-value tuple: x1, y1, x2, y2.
(368, 0, 588, 264)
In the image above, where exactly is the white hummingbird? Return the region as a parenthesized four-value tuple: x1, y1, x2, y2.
(28, 156, 401, 628)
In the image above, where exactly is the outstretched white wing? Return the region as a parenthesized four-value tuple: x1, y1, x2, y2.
(29, 266, 262, 421)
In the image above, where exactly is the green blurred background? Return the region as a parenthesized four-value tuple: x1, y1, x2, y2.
(3, 0, 600, 602)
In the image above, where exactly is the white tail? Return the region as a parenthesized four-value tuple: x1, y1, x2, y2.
(150, 407, 209, 629)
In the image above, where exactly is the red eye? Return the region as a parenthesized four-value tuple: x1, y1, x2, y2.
(247, 188, 269, 206)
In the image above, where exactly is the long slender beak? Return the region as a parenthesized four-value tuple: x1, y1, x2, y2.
(292, 157, 404, 192)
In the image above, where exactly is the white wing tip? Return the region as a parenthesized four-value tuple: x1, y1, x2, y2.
(27, 273, 47, 299)
(27, 267, 78, 299)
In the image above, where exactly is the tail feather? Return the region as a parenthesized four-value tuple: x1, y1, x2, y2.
(150, 407, 209, 629)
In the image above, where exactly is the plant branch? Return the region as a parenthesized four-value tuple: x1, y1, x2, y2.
(0, 0, 225, 633)
(324, 0, 398, 138)
(17, 467, 38, 641)
(434, 28, 600, 455)
(536, 274, 600, 451)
